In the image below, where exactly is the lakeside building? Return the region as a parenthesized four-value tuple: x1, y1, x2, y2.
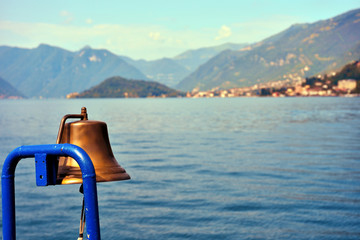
(337, 79, 357, 92)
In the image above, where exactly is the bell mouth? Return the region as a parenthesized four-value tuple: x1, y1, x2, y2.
(57, 165, 131, 185)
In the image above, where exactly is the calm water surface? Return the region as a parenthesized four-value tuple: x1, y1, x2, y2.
(0, 97, 360, 239)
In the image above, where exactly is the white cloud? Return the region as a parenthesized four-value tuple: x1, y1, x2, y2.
(215, 25, 232, 40)
(0, 21, 236, 60)
(59, 10, 71, 17)
(59, 10, 74, 24)
(0, 21, 195, 59)
(86, 18, 93, 25)
(149, 32, 161, 41)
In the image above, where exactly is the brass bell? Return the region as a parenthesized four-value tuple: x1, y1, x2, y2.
(56, 107, 130, 184)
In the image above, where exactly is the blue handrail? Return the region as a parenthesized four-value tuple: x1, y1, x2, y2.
(2, 143, 101, 240)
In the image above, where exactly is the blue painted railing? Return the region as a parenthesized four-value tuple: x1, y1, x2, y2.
(2, 144, 101, 240)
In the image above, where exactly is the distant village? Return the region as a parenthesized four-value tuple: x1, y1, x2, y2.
(184, 60, 360, 98)
(186, 78, 358, 98)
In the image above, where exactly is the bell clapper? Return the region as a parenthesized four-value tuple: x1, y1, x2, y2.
(78, 184, 86, 240)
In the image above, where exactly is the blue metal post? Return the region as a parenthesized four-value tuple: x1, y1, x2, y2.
(1, 144, 101, 240)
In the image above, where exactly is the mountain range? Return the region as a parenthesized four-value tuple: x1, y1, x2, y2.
(0, 44, 147, 97)
(0, 42, 243, 98)
(0, 8, 359, 98)
(117, 43, 248, 88)
(177, 8, 360, 91)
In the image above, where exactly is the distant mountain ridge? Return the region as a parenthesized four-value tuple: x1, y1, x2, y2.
(119, 42, 248, 87)
(0, 42, 246, 98)
(120, 57, 191, 88)
(177, 8, 360, 91)
(173, 42, 249, 72)
(0, 44, 148, 97)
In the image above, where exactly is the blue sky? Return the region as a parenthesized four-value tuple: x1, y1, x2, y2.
(0, 0, 359, 60)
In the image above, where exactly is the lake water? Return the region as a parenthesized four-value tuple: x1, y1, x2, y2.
(0, 97, 360, 240)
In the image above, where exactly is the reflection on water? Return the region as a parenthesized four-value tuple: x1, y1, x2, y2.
(0, 97, 360, 239)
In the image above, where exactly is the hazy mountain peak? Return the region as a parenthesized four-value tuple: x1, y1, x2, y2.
(36, 43, 66, 51)
(81, 45, 92, 50)
(37, 43, 53, 48)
